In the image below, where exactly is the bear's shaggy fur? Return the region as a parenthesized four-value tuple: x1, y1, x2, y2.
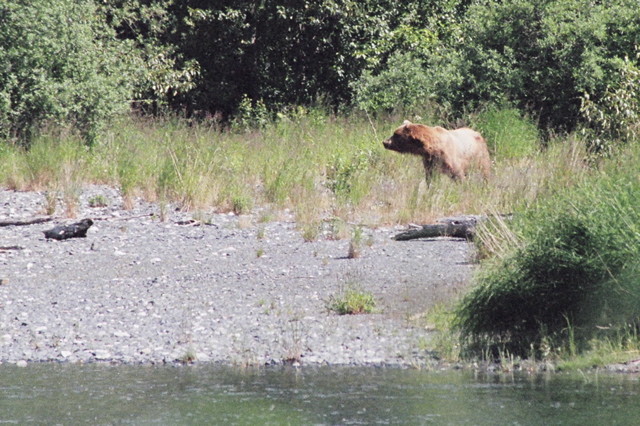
(383, 120, 491, 181)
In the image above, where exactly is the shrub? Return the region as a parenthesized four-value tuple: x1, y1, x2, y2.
(463, 0, 640, 131)
(326, 150, 374, 200)
(455, 160, 640, 358)
(580, 55, 640, 155)
(364, 0, 640, 133)
(88, 195, 109, 208)
(0, 0, 140, 145)
(231, 95, 270, 132)
(353, 52, 440, 115)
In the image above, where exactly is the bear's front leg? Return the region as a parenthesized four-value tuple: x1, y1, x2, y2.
(422, 155, 437, 184)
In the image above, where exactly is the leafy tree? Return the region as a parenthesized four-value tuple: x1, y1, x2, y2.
(354, 0, 640, 133)
(0, 0, 140, 144)
(164, 1, 469, 116)
(351, 0, 478, 117)
(580, 54, 640, 153)
(354, 52, 440, 114)
(449, 0, 640, 131)
(100, 0, 200, 111)
(167, 1, 362, 115)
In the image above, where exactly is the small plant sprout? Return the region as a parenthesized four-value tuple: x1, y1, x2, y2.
(180, 348, 197, 364)
(232, 194, 253, 215)
(347, 227, 364, 259)
(63, 183, 81, 218)
(158, 200, 168, 222)
(257, 225, 266, 240)
(88, 194, 109, 208)
(45, 190, 58, 215)
(282, 317, 304, 365)
(301, 222, 320, 242)
(327, 282, 377, 315)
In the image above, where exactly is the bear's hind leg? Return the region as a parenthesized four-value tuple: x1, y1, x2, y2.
(441, 161, 465, 181)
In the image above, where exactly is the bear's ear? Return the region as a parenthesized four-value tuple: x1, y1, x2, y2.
(400, 120, 416, 134)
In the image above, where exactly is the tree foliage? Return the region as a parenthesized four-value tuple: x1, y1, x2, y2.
(354, 0, 640, 133)
(157, 1, 483, 117)
(100, 0, 200, 110)
(1, 0, 639, 143)
(0, 0, 138, 144)
(461, 0, 640, 131)
(580, 55, 640, 153)
(165, 1, 386, 115)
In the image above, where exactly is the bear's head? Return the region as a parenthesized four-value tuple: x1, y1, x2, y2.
(382, 120, 427, 155)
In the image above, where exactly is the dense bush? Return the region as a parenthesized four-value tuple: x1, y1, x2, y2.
(580, 55, 640, 154)
(0, 0, 138, 144)
(353, 52, 441, 115)
(136, 0, 479, 117)
(2, 0, 639, 143)
(354, 0, 640, 133)
(166, 1, 423, 116)
(101, 0, 200, 110)
(455, 154, 640, 358)
(455, 0, 640, 132)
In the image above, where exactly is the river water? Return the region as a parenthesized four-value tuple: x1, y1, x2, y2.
(1, 364, 638, 424)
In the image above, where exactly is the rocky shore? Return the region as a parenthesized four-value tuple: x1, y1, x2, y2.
(0, 186, 475, 367)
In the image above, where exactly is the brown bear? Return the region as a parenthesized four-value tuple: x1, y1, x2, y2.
(382, 120, 491, 182)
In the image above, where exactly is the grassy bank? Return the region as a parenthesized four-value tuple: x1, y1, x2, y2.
(450, 140, 640, 370)
(0, 108, 581, 227)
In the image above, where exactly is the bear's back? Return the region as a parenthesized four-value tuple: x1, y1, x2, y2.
(448, 128, 485, 154)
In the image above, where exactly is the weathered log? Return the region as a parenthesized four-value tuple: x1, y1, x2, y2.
(44, 219, 94, 240)
(393, 216, 482, 241)
(0, 217, 53, 227)
(0, 245, 24, 251)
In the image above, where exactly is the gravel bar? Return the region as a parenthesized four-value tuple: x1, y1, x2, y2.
(0, 186, 475, 367)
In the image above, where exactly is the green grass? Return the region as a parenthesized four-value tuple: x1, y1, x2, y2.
(327, 283, 378, 315)
(0, 108, 573, 225)
(555, 330, 640, 371)
(472, 105, 540, 161)
(88, 194, 109, 208)
(454, 142, 640, 361)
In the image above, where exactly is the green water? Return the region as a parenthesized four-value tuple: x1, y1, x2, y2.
(0, 364, 638, 425)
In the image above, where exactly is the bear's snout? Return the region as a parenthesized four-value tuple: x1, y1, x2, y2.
(382, 138, 393, 150)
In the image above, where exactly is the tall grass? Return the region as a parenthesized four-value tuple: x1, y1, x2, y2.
(472, 106, 540, 161)
(455, 143, 640, 359)
(0, 108, 587, 227)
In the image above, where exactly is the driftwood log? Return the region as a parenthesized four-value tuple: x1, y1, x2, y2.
(394, 215, 483, 241)
(0, 217, 53, 227)
(44, 219, 94, 240)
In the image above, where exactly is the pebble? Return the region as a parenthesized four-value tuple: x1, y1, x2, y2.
(0, 186, 476, 367)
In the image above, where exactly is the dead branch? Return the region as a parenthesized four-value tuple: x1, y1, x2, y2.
(0, 217, 53, 227)
(0, 245, 24, 251)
